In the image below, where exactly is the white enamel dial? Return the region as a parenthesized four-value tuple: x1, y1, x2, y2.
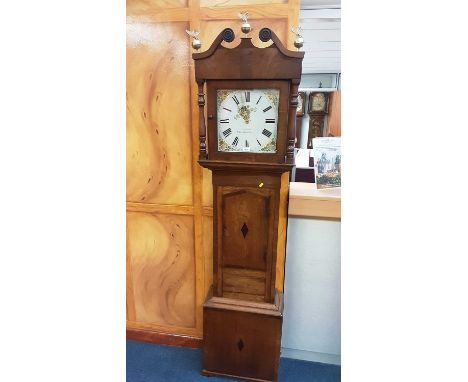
(217, 89, 279, 153)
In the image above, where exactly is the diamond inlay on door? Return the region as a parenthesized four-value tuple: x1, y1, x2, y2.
(241, 223, 248, 238)
(220, 188, 273, 272)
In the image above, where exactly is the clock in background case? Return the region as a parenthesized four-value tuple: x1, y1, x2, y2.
(192, 27, 304, 382)
(307, 92, 330, 149)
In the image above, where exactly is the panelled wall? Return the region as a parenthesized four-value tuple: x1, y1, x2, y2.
(127, 0, 300, 340)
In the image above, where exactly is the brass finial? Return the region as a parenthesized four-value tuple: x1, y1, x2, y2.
(239, 12, 252, 35)
(291, 26, 304, 50)
(186, 30, 201, 50)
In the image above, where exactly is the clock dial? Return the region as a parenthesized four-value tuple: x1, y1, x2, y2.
(311, 92, 327, 112)
(217, 89, 279, 153)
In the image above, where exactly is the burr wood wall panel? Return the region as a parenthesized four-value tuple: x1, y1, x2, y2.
(127, 212, 195, 328)
(127, 21, 192, 205)
(127, 0, 300, 341)
(201, 0, 286, 6)
(327, 91, 341, 137)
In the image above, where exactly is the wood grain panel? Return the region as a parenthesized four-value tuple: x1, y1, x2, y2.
(126, 228, 136, 321)
(287, 0, 300, 50)
(126, 201, 194, 215)
(129, 0, 187, 7)
(202, 168, 213, 206)
(275, 171, 289, 292)
(187, 3, 206, 335)
(223, 268, 265, 295)
(201, 0, 285, 6)
(126, 0, 299, 346)
(203, 216, 213, 299)
(220, 188, 273, 271)
(128, 0, 187, 13)
(327, 91, 341, 137)
(199, 4, 289, 20)
(127, 21, 193, 205)
(126, 8, 190, 22)
(127, 211, 196, 328)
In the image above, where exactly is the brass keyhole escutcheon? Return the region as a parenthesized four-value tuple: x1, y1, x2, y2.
(258, 182, 264, 188)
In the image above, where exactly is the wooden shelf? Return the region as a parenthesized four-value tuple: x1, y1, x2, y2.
(288, 182, 341, 219)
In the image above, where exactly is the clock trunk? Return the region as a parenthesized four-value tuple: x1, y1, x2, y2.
(213, 170, 282, 303)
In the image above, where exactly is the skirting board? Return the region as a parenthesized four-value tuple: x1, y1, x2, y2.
(126, 329, 339, 365)
(126, 328, 202, 348)
(280, 348, 341, 365)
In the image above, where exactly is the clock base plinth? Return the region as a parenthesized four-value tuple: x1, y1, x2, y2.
(202, 369, 276, 382)
(202, 292, 283, 382)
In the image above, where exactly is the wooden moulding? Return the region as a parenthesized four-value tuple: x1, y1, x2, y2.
(198, 159, 293, 173)
(126, 328, 202, 349)
(192, 29, 303, 81)
(205, 290, 284, 318)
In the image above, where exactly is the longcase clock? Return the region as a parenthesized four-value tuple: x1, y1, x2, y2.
(295, 91, 306, 148)
(307, 91, 330, 148)
(191, 27, 304, 382)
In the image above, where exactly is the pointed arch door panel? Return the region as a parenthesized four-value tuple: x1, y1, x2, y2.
(213, 173, 281, 302)
(221, 188, 273, 271)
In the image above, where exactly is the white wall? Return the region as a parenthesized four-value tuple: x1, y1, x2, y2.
(300, 8, 341, 73)
(281, 217, 341, 364)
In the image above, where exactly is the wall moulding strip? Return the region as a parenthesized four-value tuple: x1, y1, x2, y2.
(126, 8, 190, 22)
(127, 320, 200, 337)
(126, 202, 195, 215)
(202, 206, 213, 216)
(127, 327, 202, 348)
(199, 4, 289, 20)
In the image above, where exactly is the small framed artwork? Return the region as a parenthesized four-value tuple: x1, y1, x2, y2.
(313, 137, 341, 189)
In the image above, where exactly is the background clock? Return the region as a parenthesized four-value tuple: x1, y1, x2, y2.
(307, 92, 330, 148)
(309, 91, 329, 114)
(295, 91, 306, 148)
(216, 88, 279, 153)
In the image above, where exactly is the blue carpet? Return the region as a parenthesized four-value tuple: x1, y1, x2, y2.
(127, 340, 340, 382)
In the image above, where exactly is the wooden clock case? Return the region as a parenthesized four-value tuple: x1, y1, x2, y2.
(295, 91, 306, 148)
(307, 92, 330, 148)
(192, 28, 303, 382)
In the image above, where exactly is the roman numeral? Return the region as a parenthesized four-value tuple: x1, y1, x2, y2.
(263, 106, 272, 112)
(245, 91, 250, 102)
(245, 140, 249, 147)
(232, 95, 239, 105)
(223, 107, 232, 112)
(233, 137, 239, 147)
(262, 129, 272, 138)
(220, 118, 229, 123)
(265, 119, 275, 123)
(256, 96, 262, 105)
(223, 128, 232, 137)
(256, 139, 261, 146)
